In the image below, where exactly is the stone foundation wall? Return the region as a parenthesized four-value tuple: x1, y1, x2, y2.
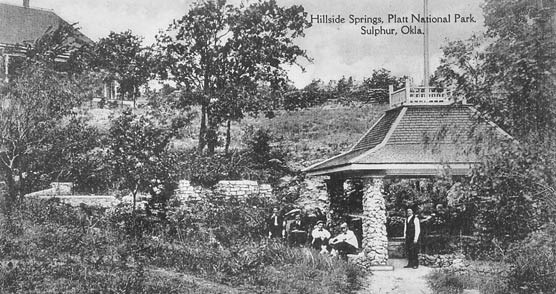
(175, 180, 273, 201)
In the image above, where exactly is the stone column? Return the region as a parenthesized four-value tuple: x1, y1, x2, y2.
(362, 177, 389, 265)
(4, 54, 9, 82)
(325, 176, 345, 225)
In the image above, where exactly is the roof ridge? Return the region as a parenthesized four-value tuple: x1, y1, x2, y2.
(349, 107, 407, 164)
(348, 112, 386, 152)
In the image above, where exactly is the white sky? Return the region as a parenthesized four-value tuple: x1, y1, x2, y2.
(2, 0, 485, 87)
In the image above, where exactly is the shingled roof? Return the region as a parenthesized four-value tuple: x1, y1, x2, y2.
(304, 104, 512, 178)
(0, 3, 91, 48)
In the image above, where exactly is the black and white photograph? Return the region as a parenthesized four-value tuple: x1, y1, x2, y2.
(0, 0, 554, 293)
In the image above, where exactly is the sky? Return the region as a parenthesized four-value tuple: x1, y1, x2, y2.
(2, 0, 485, 87)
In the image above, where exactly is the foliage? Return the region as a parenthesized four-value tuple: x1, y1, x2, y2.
(3, 22, 91, 77)
(178, 129, 290, 188)
(432, 0, 556, 260)
(360, 68, 407, 103)
(0, 194, 365, 293)
(283, 80, 333, 111)
(156, 0, 311, 153)
(465, 142, 554, 250)
(427, 269, 465, 294)
(23, 116, 109, 194)
(0, 64, 82, 210)
(88, 30, 153, 100)
(434, 0, 556, 143)
(108, 110, 179, 209)
(426, 264, 511, 294)
(504, 224, 556, 294)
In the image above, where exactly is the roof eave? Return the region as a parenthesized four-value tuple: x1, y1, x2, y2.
(305, 162, 477, 178)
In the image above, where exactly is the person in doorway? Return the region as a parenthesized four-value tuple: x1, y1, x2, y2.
(267, 207, 285, 239)
(403, 206, 421, 269)
(311, 220, 331, 253)
(329, 222, 359, 260)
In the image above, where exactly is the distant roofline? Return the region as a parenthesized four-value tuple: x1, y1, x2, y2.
(0, 2, 56, 13)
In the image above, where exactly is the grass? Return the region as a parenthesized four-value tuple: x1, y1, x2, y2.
(426, 260, 511, 294)
(0, 198, 366, 293)
(82, 102, 388, 170)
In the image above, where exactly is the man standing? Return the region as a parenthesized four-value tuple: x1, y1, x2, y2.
(289, 214, 306, 246)
(329, 222, 359, 259)
(267, 207, 284, 239)
(404, 206, 421, 269)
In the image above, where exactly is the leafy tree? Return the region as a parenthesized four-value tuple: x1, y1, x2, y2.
(89, 31, 152, 104)
(282, 79, 332, 111)
(156, 0, 310, 154)
(25, 117, 107, 194)
(361, 68, 406, 103)
(432, 0, 556, 252)
(336, 76, 354, 95)
(108, 110, 178, 210)
(0, 64, 80, 210)
(435, 1, 556, 142)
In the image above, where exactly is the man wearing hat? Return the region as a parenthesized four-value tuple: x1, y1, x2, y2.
(404, 205, 421, 269)
(311, 220, 331, 253)
(329, 222, 359, 259)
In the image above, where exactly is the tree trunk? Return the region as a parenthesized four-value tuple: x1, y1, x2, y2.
(198, 102, 207, 153)
(225, 119, 231, 154)
(206, 119, 217, 155)
(3, 168, 17, 213)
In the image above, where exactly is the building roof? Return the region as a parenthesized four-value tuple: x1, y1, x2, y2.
(304, 104, 512, 178)
(0, 3, 91, 48)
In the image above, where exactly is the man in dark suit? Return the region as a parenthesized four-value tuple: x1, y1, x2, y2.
(404, 205, 421, 269)
(289, 214, 306, 246)
(267, 207, 285, 239)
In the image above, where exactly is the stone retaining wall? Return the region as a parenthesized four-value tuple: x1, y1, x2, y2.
(175, 180, 273, 201)
(28, 195, 120, 208)
(24, 180, 273, 208)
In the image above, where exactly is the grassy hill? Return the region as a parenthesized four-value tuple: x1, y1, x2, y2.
(241, 103, 388, 169)
(85, 102, 389, 171)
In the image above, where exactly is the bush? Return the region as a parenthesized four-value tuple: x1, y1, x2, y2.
(504, 224, 556, 294)
(1, 196, 366, 293)
(427, 269, 465, 294)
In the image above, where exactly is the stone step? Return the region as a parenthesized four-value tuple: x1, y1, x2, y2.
(369, 265, 394, 271)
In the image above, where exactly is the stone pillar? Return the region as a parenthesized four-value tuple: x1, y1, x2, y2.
(4, 54, 9, 82)
(325, 176, 345, 225)
(362, 177, 389, 265)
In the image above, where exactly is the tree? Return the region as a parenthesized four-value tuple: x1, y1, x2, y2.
(434, 1, 556, 142)
(108, 110, 178, 211)
(361, 68, 406, 103)
(432, 0, 556, 251)
(156, 0, 310, 154)
(0, 64, 80, 211)
(90, 31, 152, 104)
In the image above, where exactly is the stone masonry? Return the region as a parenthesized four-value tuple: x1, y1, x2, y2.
(175, 180, 273, 202)
(362, 177, 389, 265)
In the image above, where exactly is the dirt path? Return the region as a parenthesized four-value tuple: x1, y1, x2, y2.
(358, 259, 433, 294)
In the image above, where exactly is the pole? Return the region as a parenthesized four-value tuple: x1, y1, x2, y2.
(423, 0, 430, 87)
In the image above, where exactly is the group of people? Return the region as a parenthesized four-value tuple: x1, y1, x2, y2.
(267, 207, 359, 259)
(270, 205, 425, 269)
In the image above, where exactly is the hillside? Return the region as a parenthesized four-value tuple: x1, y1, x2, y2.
(85, 102, 389, 171)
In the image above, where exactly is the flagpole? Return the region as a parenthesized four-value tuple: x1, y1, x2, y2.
(423, 0, 430, 87)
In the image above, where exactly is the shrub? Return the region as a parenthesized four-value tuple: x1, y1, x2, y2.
(504, 224, 556, 294)
(427, 269, 465, 294)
